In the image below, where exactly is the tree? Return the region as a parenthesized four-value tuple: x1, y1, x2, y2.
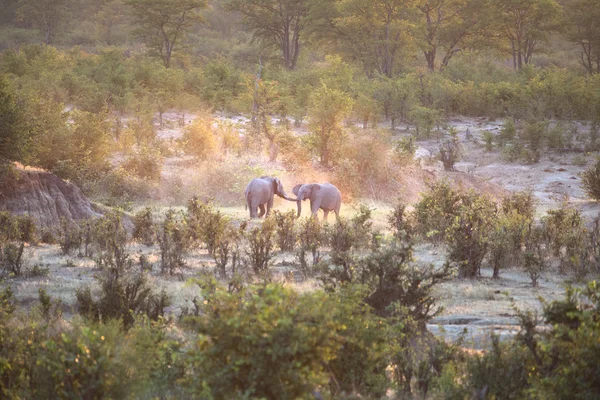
(126, 0, 206, 68)
(0, 76, 32, 169)
(225, 0, 309, 70)
(308, 0, 413, 77)
(487, 0, 561, 70)
(16, 0, 72, 44)
(412, 0, 486, 71)
(563, 0, 600, 74)
(307, 84, 353, 167)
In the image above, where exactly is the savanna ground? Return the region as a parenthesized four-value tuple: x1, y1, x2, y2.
(9, 113, 599, 349)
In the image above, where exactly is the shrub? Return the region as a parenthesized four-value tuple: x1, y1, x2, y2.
(414, 181, 461, 243)
(0, 242, 25, 276)
(183, 282, 342, 399)
(77, 215, 170, 329)
(581, 157, 600, 201)
(482, 130, 494, 151)
(58, 218, 82, 255)
(498, 117, 517, 146)
(132, 207, 155, 246)
(446, 192, 497, 278)
(245, 217, 277, 278)
(186, 197, 229, 256)
(213, 222, 245, 278)
(121, 145, 164, 181)
(296, 217, 325, 277)
(519, 120, 548, 163)
(388, 202, 415, 241)
(272, 209, 297, 252)
(157, 209, 189, 275)
(181, 117, 218, 160)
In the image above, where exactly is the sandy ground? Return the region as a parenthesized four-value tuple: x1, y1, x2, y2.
(5, 114, 600, 349)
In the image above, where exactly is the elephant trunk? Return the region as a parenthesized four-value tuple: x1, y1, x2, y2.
(296, 199, 302, 218)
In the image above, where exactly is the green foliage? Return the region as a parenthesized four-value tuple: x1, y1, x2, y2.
(414, 181, 461, 243)
(157, 209, 189, 275)
(126, 0, 206, 68)
(245, 217, 277, 278)
(388, 202, 415, 242)
(58, 218, 82, 255)
(0, 242, 25, 277)
(183, 281, 341, 399)
(438, 134, 461, 171)
(0, 75, 32, 168)
(181, 116, 219, 160)
(121, 145, 164, 181)
(272, 209, 297, 252)
(580, 157, 600, 201)
(307, 84, 353, 167)
(499, 117, 517, 146)
(132, 207, 155, 246)
(482, 130, 495, 151)
(186, 197, 229, 256)
(446, 192, 497, 278)
(295, 217, 325, 277)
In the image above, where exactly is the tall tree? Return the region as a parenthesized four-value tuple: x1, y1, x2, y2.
(225, 0, 309, 70)
(16, 0, 72, 44)
(308, 0, 413, 78)
(0, 76, 32, 169)
(126, 0, 206, 68)
(487, 0, 561, 70)
(413, 0, 485, 71)
(562, 0, 600, 74)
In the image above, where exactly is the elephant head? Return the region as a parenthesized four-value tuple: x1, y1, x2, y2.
(266, 176, 295, 201)
(293, 183, 320, 218)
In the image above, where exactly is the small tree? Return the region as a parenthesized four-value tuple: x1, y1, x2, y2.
(307, 85, 353, 167)
(581, 158, 600, 201)
(126, 0, 206, 68)
(245, 217, 277, 278)
(157, 209, 189, 275)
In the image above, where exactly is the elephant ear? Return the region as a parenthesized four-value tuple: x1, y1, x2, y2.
(292, 184, 302, 197)
(274, 178, 285, 195)
(309, 184, 321, 195)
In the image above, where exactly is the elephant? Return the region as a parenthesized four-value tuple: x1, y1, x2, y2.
(293, 183, 341, 221)
(245, 176, 295, 219)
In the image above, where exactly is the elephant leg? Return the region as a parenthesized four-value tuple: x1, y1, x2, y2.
(258, 204, 266, 218)
(323, 210, 329, 222)
(266, 198, 274, 217)
(310, 200, 320, 219)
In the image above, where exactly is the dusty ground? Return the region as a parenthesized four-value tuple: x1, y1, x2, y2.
(5, 114, 600, 349)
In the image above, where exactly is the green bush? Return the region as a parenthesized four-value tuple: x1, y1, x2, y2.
(415, 181, 461, 243)
(58, 218, 82, 255)
(446, 192, 497, 278)
(245, 217, 277, 278)
(157, 209, 189, 275)
(295, 217, 325, 277)
(132, 207, 155, 246)
(0, 242, 25, 276)
(183, 282, 342, 399)
(121, 145, 164, 182)
(581, 157, 600, 201)
(272, 209, 297, 252)
(388, 202, 415, 242)
(213, 222, 245, 278)
(186, 197, 229, 256)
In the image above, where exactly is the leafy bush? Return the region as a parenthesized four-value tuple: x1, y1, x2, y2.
(414, 181, 461, 243)
(0, 242, 25, 277)
(181, 117, 218, 160)
(498, 117, 517, 147)
(157, 209, 189, 275)
(245, 217, 277, 278)
(438, 132, 461, 171)
(183, 281, 342, 399)
(186, 197, 229, 256)
(272, 209, 297, 252)
(213, 222, 246, 279)
(132, 207, 155, 246)
(296, 217, 325, 277)
(58, 218, 82, 255)
(121, 145, 164, 181)
(482, 130, 494, 151)
(581, 157, 600, 201)
(388, 202, 415, 242)
(446, 192, 497, 278)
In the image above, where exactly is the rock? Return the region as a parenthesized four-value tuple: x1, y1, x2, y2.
(0, 167, 102, 232)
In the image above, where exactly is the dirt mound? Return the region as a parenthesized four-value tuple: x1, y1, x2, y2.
(0, 167, 101, 231)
